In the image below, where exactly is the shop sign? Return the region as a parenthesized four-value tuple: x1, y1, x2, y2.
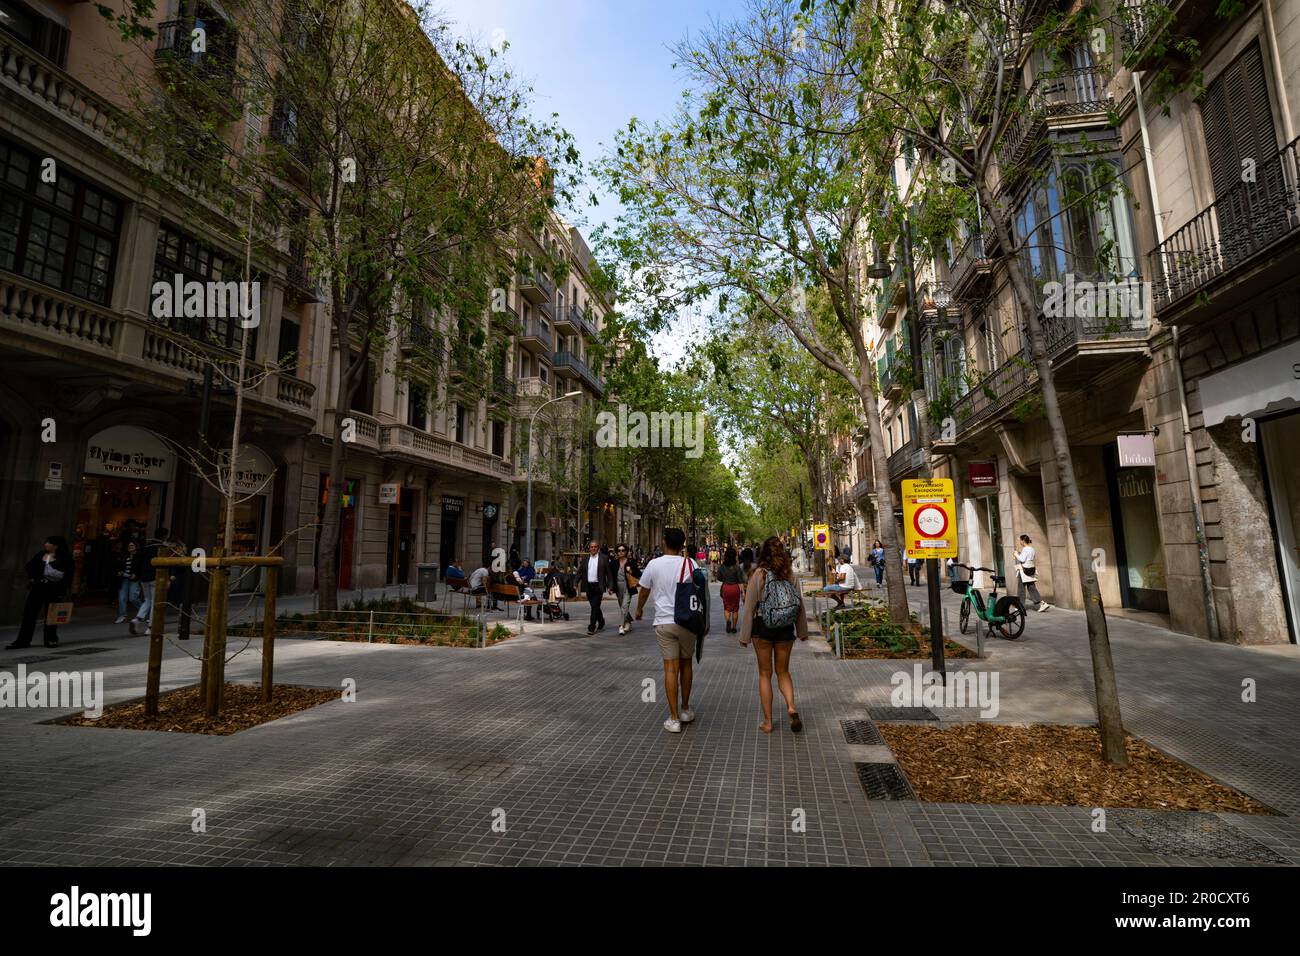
(84, 426, 176, 482)
(379, 483, 401, 505)
(222, 446, 274, 495)
(968, 461, 997, 488)
(482, 502, 499, 521)
(813, 524, 830, 551)
(442, 495, 465, 515)
(1117, 433, 1156, 468)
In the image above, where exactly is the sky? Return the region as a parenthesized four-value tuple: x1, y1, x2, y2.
(437, 0, 752, 363)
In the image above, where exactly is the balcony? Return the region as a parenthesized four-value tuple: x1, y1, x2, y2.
(491, 300, 521, 336)
(551, 350, 604, 394)
(996, 66, 1113, 179)
(516, 376, 550, 401)
(286, 253, 322, 303)
(0, 271, 316, 422)
(380, 423, 513, 482)
(887, 440, 923, 481)
(1120, 1, 1169, 64)
(553, 301, 578, 333)
(948, 303, 1150, 438)
(1150, 135, 1300, 320)
(519, 317, 553, 354)
(537, 296, 555, 322)
(851, 477, 874, 502)
(154, 17, 239, 106)
(1, 36, 239, 217)
(949, 233, 994, 298)
(519, 271, 554, 305)
(573, 304, 600, 339)
(491, 373, 516, 404)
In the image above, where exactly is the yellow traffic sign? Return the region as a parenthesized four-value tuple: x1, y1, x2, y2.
(813, 524, 831, 551)
(902, 478, 958, 560)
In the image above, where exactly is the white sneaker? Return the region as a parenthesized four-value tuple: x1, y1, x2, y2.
(679, 708, 695, 724)
(618, 625, 627, 635)
(663, 718, 682, 733)
(1038, 603, 1051, 612)
(115, 616, 126, 624)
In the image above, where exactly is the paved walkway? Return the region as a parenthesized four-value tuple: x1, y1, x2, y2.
(0, 579, 1297, 866)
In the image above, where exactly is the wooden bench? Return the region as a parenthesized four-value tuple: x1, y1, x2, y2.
(490, 581, 542, 627)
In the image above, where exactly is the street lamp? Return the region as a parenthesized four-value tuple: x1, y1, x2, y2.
(526, 389, 582, 564)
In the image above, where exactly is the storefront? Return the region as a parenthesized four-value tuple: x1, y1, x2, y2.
(962, 460, 1004, 582)
(439, 494, 464, 572)
(1104, 434, 1168, 613)
(75, 426, 176, 599)
(316, 474, 359, 591)
(220, 445, 275, 593)
(383, 483, 420, 585)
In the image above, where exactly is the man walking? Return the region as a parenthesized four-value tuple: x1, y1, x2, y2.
(635, 528, 698, 733)
(578, 538, 616, 634)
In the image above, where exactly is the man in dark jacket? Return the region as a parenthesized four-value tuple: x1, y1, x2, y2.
(577, 538, 617, 634)
(128, 530, 163, 636)
(6, 537, 74, 649)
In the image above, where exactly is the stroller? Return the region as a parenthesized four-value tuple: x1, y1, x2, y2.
(540, 569, 575, 622)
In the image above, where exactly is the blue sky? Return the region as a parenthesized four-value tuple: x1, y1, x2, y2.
(437, 0, 750, 235)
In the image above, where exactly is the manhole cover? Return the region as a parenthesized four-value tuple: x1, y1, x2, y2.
(55, 647, 116, 656)
(0, 655, 61, 668)
(1110, 810, 1288, 864)
(868, 706, 938, 721)
(854, 763, 916, 801)
(841, 719, 885, 745)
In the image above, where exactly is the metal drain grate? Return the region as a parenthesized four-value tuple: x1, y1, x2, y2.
(1110, 810, 1289, 864)
(868, 706, 938, 721)
(55, 646, 116, 656)
(840, 719, 885, 745)
(854, 762, 916, 801)
(0, 655, 61, 668)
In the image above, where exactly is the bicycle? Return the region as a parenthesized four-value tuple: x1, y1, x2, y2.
(952, 563, 1026, 639)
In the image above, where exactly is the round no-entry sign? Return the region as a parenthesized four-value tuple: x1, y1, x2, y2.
(901, 478, 958, 560)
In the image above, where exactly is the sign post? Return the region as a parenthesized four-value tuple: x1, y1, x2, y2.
(902, 478, 958, 680)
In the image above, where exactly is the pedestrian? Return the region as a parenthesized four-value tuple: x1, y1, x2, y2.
(740, 546, 755, 579)
(513, 558, 537, 620)
(634, 528, 699, 733)
(115, 540, 144, 624)
(5, 535, 75, 650)
(1015, 534, 1051, 612)
(718, 546, 746, 633)
(824, 552, 859, 608)
(738, 536, 808, 734)
(870, 539, 885, 586)
(577, 538, 616, 634)
(127, 529, 164, 636)
(467, 560, 491, 609)
(907, 553, 922, 586)
(612, 543, 641, 635)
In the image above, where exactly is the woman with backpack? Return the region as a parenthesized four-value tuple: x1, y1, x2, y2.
(738, 536, 809, 734)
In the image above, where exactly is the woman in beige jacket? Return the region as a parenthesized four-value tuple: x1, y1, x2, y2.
(738, 536, 809, 734)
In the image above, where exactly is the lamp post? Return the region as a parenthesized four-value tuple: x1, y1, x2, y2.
(874, 219, 947, 681)
(526, 390, 582, 564)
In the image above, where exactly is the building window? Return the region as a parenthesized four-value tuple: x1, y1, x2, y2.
(349, 353, 372, 414)
(454, 403, 466, 444)
(277, 316, 300, 373)
(491, 419, 505, 458)
(0, 138, 120, 305)
(407, 385, 427, 431)
(0, 0, 70, 68)
(152, 221, 243, 348)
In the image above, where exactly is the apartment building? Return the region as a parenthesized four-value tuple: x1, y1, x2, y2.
(0, 0, 640, 622)
(853, 0, 1299, 644)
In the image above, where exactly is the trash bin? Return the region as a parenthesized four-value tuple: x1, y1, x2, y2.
(416, 563, 439, 602)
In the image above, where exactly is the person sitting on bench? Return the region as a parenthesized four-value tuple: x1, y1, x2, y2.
(467, 562, 490, 608)
(823, 555, 859, 608)
(445, 559, 468, 590)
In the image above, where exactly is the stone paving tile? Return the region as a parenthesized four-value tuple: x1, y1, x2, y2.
(0, 582, 1297, 866)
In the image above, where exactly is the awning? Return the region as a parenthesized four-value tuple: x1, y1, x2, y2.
(1198, 340, 1300, 426)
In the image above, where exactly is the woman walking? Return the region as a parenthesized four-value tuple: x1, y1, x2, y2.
(718, 546, 746, 633)
(869, 539, 885, 586)
(613, 543, 641, 635)
(1015, 534, 1051, 612)
(6, 536, 74, 650)
(738, 536, 809, 734)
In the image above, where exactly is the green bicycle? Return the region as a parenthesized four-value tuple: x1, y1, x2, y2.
(953, 563, 1026, 639)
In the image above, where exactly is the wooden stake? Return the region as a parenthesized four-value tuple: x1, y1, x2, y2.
(144, 571, 168, 716)
(261, 566, 278, 703)
(205, 565, 227, 717)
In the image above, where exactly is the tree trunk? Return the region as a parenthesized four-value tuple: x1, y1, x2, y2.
(858, 362, 909, 624)
(315, 313, 353, 613)
(980, 182, 1128, 765)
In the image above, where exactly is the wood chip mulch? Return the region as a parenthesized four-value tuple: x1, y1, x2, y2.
(878, 723, 1273, 813)
(64, 684, 339, 736)
(843, 641, 977, 660)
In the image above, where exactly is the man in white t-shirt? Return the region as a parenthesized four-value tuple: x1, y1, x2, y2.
(824, 555, 860, 608)
(635, 527, 698, 734)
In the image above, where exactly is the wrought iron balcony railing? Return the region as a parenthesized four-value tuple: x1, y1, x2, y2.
(950, 233, 993, 296)
(154, 18, 238, 100)
(1151, 134, 1300, 311)
(997, 66, 1112, 175)
(552, 350, 604, 393)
